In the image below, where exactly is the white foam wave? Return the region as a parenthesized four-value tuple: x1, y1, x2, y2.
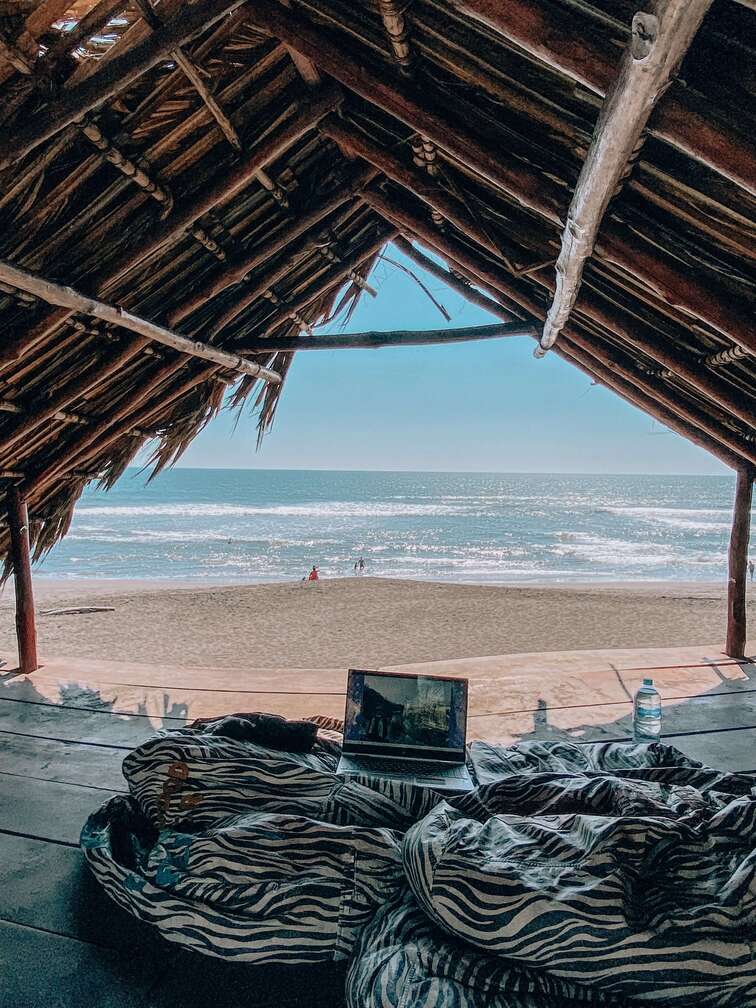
(76, 501, 472, 519)
(600, 505, 731, 531)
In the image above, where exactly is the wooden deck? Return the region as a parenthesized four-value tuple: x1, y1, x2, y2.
(1, 643, 754, 1007)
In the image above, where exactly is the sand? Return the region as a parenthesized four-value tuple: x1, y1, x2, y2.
(0, 576, 752, 669)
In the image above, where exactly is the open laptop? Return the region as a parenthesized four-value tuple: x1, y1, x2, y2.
(336, 669, 474, 792)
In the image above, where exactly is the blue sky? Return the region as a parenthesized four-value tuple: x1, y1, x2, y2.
(160, 243, 726, 475)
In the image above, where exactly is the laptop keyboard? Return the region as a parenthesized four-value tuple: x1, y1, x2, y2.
(360, 757, 463, 777)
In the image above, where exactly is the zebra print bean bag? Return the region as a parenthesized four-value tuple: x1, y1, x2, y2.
(403, 753, 756, 1006)
(81, 719, 437, 963)
(82, 724, 756, 1005)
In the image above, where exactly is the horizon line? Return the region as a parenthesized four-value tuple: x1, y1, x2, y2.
(120, 464, 733, 479)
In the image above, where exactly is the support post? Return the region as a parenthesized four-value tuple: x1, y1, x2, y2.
(7, 487, 38, 674)
(726, 468, 754, 659)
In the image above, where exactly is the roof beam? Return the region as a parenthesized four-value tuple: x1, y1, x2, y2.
(395, 237, 750, 473)
(238, 320, 537, 352)
(538, 0, 713, 358)
(321, 118, 505, 262)
(357, 177, 754, 426)
(249, 0, 565, 224)
(0, 259, 282, 383)
(251, 2, 754, 353)
(449, 0, 756, 195)
(0, 0, 247, 170)
(364, 192, 755, 469)
(23, 226, 395, 499)
(42, 0, 128, 69)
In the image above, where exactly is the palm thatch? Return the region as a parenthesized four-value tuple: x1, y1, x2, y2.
(0, 0, 753, 564)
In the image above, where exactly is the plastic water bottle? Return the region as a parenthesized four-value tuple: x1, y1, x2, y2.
(633, 678, 662, 741)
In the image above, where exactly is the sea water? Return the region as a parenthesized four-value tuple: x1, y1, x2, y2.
(36, 469, 739, 584)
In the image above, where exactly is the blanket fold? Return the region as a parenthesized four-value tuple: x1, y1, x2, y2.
(81, 722, 756, 1005)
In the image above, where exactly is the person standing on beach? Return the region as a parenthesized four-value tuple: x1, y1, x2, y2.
(749, 559, 754, 583)
(307, 566, 319, 581)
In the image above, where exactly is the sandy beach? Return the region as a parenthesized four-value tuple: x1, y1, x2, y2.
(0, 577, 751, 669)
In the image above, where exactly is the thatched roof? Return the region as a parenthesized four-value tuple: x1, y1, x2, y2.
(0, 0, 753, 561)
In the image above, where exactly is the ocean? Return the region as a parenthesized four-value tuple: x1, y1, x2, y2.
(35, 468, 745, 584)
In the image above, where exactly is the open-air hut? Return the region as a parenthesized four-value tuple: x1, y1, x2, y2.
(0, 0, 753, 663)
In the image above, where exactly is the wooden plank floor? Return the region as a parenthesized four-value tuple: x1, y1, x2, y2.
(1, 644, 754, 1007)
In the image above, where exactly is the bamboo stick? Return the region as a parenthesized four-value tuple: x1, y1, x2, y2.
(449, 0, 756, 195)
(0, 0, 247, 169)
(0, 259, 282, 384)
(248, 1, 565, 224)
(320, 118, 505, 261)
(0, 89, 340, 370)
(725, 467, 754, 658)
(238, 320, 537, 352)
(167, 162, 376, 327)
(24, 227, 394, 498)
(42, 0, 128, 69)
(539, 0, 712, 357)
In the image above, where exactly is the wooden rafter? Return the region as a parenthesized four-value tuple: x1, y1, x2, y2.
(0, 259, 282, 383)
(396, 237, 750, 473)
(238, 320, 537, 352)
(449, 0, 756, 195)
(363, 189, 755, 469)
(250, 2, 755, 355)
(0, 86, 340, 370)
(130, 0, 289, 205)
(538, 0, 712, 358)
(167, 162, 376, 328)
(23, 225, 395, 499)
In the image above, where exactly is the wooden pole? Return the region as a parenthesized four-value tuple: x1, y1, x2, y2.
(7, 487, 38, 674)
(237, 320, 537, 352)
(0, 260, 283, 384)
(726, 468, 754, 658)
(538, 0, 712, 357)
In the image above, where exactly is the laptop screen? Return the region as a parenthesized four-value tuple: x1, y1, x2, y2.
(343, 670, 468, 761)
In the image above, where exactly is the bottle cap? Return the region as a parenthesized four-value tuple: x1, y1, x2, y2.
(643, 677, 653, 686)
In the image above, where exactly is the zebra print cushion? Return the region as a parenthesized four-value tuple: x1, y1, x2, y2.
(404, 752, 756, 1005)
(82, 721, 436, 963)
(82, 727, 756, 1005)
(348, 887, 622, 1007)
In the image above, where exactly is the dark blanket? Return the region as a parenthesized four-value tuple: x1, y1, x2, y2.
(81, 722, 756, 1005)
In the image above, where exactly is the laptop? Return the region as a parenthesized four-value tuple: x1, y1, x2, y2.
(336, 669, 474, 792)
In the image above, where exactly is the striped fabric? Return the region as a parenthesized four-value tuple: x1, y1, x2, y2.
(82, 721, 434, 963)
(405, 743, 756, 1005)
(82, 727, 756, 1005)
(348, 888, 619, 1008)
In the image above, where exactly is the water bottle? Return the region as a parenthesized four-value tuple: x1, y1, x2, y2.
(633, 678, 662, 741)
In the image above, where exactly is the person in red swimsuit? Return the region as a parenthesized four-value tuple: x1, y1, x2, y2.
(307, 566, 319, 581)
